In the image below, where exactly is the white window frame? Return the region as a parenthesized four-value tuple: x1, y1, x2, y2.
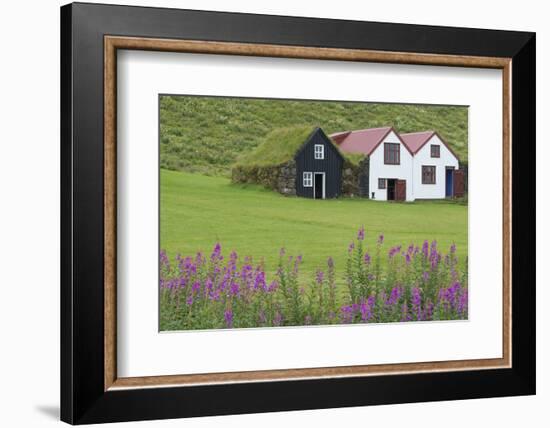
(303, 172, 313, 187)
(313, 172, 326, 199)
(314, 144, 324, 160)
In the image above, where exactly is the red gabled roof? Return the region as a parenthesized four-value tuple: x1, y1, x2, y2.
(400, 131, 436, 154)
(329, 126, 407, 155)
(400, 130, 460, 161)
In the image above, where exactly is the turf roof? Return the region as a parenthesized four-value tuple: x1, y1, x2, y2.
(234, 125, 364, 168)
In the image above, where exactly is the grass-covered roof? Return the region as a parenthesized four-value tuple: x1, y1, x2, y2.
(234, 125, 364, 168)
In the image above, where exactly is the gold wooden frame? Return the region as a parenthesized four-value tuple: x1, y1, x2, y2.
(104, 36, 512, 391)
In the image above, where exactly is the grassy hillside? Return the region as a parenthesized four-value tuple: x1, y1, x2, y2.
(160, 169, 468, 281)
(160, 96, 468, 176)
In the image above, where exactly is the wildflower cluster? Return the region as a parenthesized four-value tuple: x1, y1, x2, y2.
(160, 228, 468, 330)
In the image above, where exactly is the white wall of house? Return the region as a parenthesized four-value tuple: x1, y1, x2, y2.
(412, 134, 459, 199)
(369, 131, 414, 201)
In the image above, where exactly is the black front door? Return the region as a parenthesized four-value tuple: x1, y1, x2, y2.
(387, 179, 396, 200)
(314, 173, 324, 199)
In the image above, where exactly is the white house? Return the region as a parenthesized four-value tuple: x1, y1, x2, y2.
(400, 131, 461, 200)
(330, 127, 463, 201)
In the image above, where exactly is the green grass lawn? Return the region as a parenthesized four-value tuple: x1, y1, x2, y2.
(160, 169, 468, 281)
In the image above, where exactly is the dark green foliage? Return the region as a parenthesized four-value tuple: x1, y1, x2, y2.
(160, 96, 468, 177)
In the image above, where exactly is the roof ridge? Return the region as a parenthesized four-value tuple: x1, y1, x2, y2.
(400, 130, 435, 136)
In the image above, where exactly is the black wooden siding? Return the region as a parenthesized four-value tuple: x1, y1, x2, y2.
(295, 128, 344, 198)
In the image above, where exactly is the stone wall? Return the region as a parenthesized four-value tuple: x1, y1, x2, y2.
(341, 157, 369, 198)
(232, 157, 369, 198)
(231, 160, 297, 196)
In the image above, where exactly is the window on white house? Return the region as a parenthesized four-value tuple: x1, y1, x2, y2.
(314, 144, 324, 160)
(384, 143, 400, 165)
(303, 172, 313, 187)
(378, 178, 386, 189)
(422, 165, 436, 184)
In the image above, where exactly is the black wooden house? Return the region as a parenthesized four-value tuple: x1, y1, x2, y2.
(295, 128, 344, 199)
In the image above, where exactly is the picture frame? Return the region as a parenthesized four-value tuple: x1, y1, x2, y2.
(60, 2, 535, 424)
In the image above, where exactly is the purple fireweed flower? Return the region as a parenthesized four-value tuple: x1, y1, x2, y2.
(208, 289, 221, 301)
(367, 274, 374, 281)
(450, 242, 456, 254)
(179, 256, 195, 275)
(411, 287, 421, 307)
(411, 287, 422, 320)
(160, 250, 170, 269)
(348, 241, 355, 254)
(253, 270, 266, 290)
(186, 295, 193, 306)
(405, 253, 411, 264)
(407, 244, 414, 255)
(341, 305, 354, 324)
(424, 300, 434, 320)
(240, 263, 253, 288)
(422, 240, 429, 258)
(364, 253, 371, 264)
(367, 294, 376, 308)
(316, 270, 324, 285)
(422, 271, 430, 282)
(210, 243, 222, 261)
(299, 286, 306, 295)
(447, 282, 461, 309)
(230, 281, 240, 297)
(224, 309, 233, 328)
(357, 226, 365, 241)
(386, 286, 403, 305)
(327, 256, 334, 269)
(166, 279, 177, 290)
(192, 280, 201, 294)
(279, 247, 286, 258)
(274, 311, 283, 326)
(388, 245, 402, 258)
(360, 298, 374, 322)
(205, 277, 213, 293)
(378, 234, 385, 245)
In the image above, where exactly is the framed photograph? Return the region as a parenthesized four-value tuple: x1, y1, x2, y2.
(60, 2, 535, 424)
